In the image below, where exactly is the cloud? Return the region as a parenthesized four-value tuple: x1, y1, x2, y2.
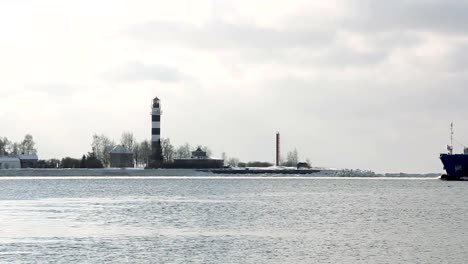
(123, 13, 428, 69)
(126, 19, 337, 51)
(103, 62, 187, 83)
(343, 0, 468, 34)
(122, 0, 468, 71)
(2, 83, 83, 99)
(444, 43, 468, 72)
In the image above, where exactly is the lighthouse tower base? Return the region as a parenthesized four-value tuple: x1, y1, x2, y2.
(149, 140, 163, 169)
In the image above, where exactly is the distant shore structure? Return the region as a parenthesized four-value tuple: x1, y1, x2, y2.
(276, 132, 280, 166)
(109, 145, 134, 168)
(150, 97, 163, 168)
(171, 147, 224, 169)
(0, 154, 38, 169)
(0, 156, 21, 169)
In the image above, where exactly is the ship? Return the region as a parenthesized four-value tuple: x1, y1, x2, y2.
(440, 123, 468, 180)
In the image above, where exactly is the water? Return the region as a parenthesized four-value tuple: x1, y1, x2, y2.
(0, 176, 466, 263)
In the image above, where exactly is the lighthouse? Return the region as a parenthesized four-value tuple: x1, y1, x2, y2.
(150, 97, 163, 168)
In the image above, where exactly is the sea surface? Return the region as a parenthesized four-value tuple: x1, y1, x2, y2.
(0, 176, 466, 263)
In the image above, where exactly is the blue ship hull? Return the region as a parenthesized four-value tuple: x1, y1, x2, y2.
(440, 154, 468, 180)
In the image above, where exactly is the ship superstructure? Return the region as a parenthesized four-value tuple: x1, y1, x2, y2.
(440, 123, 468, 180)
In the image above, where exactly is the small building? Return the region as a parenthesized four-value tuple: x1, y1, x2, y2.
(171, 147, 224, 169)
(109, 145, 134, 168)
(297, 162, 311, 169)
(191, 147, 207, 159)
(0, 156, 21, 169)
(17, 154, 39, 168)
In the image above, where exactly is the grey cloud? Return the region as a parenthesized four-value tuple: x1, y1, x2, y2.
(445, 43, 468, 72)
(32, 84, 78, 96)
(393, 76, 468, 115)
(122, 1, 468, 67)
(4, 84, 79, 98)
(125, 16, 426, 68)
(259, 77, 370, 123)
(105, 62, 187, 83)
(228, 42, 390, 68)
(241, 29, 422, 68)
(313, 46, 388, 68)
(344, 0, 468, 34)
(265, 73, 468, 123)
(127, 20, 336, 51)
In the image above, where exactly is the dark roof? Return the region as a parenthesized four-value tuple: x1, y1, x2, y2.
(192, 147, 207, 158)
(110, 145, 132, 154)
(17, 154, 38, 160)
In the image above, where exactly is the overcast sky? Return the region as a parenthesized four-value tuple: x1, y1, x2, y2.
(1, 0, 467, 173)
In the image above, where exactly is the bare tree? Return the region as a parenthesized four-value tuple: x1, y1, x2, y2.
(138, 140, 152, 167)
(200, 145, 212, 157)
(161, 138, 175, 162)
(8, 142, 19, 155)
(283, 148, 299, 167)
(227, 157, 240, 167)
(175, 143, 192, 159)
(20, 134, 37, 154)
(0, 137, 10, 155)
(91, 134, 115, 167)
(121, 131, 138, 167)
(120, 132, 136, 152)
(133, 143, 141, 167)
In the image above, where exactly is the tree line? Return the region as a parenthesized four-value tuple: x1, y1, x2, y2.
(60, 132, 214, 168)
(1, 133, 310, 168)
(0, 134, 37, 156)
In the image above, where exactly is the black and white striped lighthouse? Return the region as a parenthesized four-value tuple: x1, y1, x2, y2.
(152, 97, 161, 144)
(150, 97, 163, 167)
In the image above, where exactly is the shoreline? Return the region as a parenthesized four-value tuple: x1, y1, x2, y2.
(0, 168, 441, 178)
(0, 168, 207, 177)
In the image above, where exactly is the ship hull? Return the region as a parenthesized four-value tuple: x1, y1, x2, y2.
(440, 154, 468, 180)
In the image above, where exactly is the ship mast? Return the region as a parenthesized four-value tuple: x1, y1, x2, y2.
(449, 122, 454, 155)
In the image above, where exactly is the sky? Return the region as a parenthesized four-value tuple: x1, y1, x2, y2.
(1, 0, 468, 173)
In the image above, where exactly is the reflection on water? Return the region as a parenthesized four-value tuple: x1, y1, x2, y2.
(0, 177, 467, 263)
